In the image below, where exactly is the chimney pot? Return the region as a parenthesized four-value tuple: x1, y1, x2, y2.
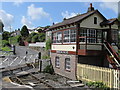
(90, 3, 92, 7)
(87, 3, 94, 12)
(53, 22, 55, 25)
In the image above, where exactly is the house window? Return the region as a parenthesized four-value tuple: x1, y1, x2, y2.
(87, 29, 96, 43)
(112, 30, 118, 43)
(56, 32, 62, 43)
(65, 58, 70, 71)
(80, 28, 96, 43)
(52, 31, 62, 43)
(70, 29, 76, 42)
(55, 56, 60, 68)
(97, 30, 102, 43)
(94, 17, 97, 24)
(53, 33, 57, 43)
(63, 30, 70, 43)
(80, 28, 87, 42)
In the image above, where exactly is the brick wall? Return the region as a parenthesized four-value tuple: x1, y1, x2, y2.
(51, 53, 77, 80)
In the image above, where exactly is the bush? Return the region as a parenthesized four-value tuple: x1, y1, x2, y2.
(45, 38, 51, 50)
(1, 46, 11, 51)
(17, 36, 24, 46)
(2, 31, 10, 40)
(27, 32, 38, 43)
(42, 55, 50, 59)
(43, 65, 54, 74)
(38, 33, 45, 42)
(31, 35, 39, 43)
(86, 81, 109, 89)
(2, 40, 11, 47)
(9, 35, 20, 45)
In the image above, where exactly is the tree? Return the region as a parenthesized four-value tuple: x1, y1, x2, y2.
(2, 31, 10, 40)
(31, 35, 39, 43)
(38, 33, 45, 42)
(20, 25, 29, 38)
(27, 32, 37, 43)
(45, 38, 51, 50)
(17, 35, 24, 46)
(37, 28, 43, 33)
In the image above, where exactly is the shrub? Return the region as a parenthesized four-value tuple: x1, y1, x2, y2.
(9, 35, 20, 45)
(43, 65, 54, 74)
(38, 33, 45, 42)
(17, 36, 24, 46)
(42, 55, 50, 59)
(2, 31, 10, 40)
(86, 81, 109, 89)
(45, 38, 51, 50)
(27, 32, 38, 43)
(31, 35, 39, 43)
(1, 46, 11, 51)
(2, 40, 11, 47)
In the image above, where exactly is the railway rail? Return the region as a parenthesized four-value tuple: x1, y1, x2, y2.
(10, 72, 55, 89)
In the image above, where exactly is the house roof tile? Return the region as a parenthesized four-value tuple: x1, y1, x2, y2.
(49, 10, 106, 29)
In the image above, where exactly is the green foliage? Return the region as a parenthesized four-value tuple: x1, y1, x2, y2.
(45, 38, 51, 50)
(1, 46, 11, 51)
(9, 35, 20, 45)
(17, 35, 24, 46)
(43, 65, 54, 74)
(44, 26, 50, 30)
(2, 31, 10, 40)
(37, 28, 43, 33)
(31, 35, 39, 43)
(38, 33, 45, 42)
(28, 32, 45, 43)
(2, 40, 10, 47)
(42, 55, 50, 59)
(20, 25, 29, 38)
(27, 32, 37, 43)
(86, 81, 109, 89)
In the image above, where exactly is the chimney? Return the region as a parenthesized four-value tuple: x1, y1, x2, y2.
(63, 18, 66, 20)
(87, 3, 94, 12)
(90, 3, 92, 8)
(53, 22, 55, 25)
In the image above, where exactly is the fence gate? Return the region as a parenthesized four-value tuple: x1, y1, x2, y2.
(113, 70, 120, 89)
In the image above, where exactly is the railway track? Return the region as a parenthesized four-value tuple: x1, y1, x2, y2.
(10, 73, 55, 89)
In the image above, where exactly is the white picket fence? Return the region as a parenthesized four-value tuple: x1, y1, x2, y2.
(113, 70, 120, 89)
(77, 64, 120, 89)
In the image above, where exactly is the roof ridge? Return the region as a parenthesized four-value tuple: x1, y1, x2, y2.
(64, 10, 97, 21)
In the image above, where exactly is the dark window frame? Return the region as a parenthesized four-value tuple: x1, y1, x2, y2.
(55, 56, 60, 68)
(65, 58, 71, 71)
(94, 17, 97, 24)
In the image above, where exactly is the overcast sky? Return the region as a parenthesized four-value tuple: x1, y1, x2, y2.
(0, 1, 119, 31)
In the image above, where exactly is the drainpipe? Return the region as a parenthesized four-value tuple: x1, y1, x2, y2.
(75, 22, 80, 80)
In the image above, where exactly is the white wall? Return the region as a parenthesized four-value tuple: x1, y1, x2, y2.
(52, 45, 76, 51)
(29, 42, 46, 47)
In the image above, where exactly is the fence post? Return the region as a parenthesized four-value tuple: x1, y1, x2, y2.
(38, 52, 42, 72)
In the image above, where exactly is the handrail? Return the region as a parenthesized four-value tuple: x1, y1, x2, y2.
(105, 41, 120, 60)
(103, 43, 120, 67)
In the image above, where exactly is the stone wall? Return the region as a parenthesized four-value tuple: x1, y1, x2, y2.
(51, 53, 77, 80)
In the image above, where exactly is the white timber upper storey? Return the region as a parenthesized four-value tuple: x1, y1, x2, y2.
(47, 3, 120, 52)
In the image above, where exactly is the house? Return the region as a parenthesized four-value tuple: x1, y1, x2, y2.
(47, 3, 120, 80)
(11, 30, 21, 37)
(29, 27, 46, 34)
